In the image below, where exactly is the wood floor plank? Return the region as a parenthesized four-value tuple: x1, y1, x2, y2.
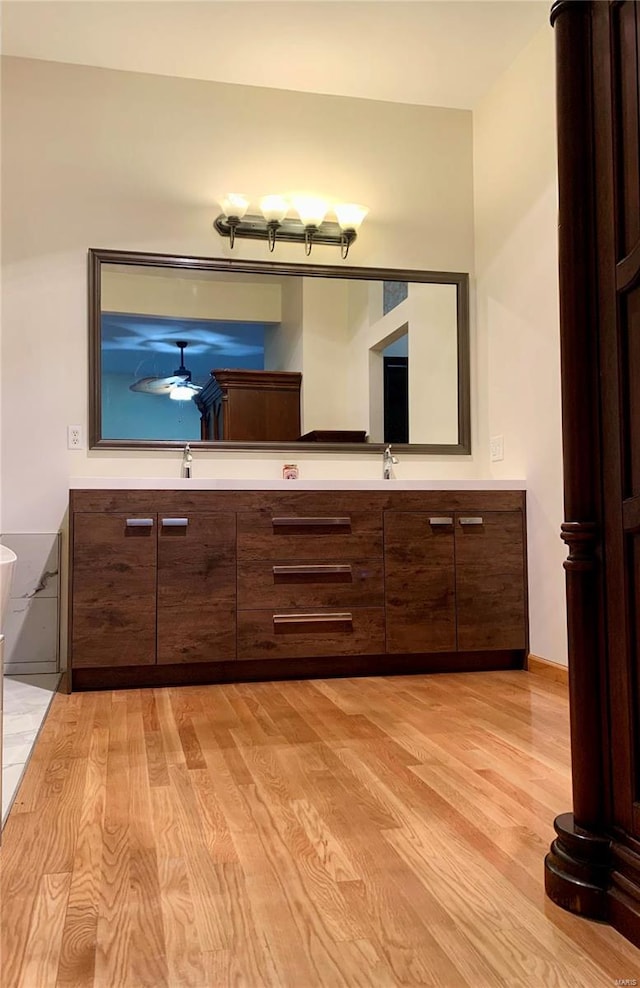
(16, 872, 71, 988)
(339, 877, 471, 986)
(154, 855, 207, 988)
(3, 671, 640, 988)
(290, 797, 361, 882)
(237, 747, 369, 944)
(55, 705, 109, 988)
(165, 763, 235, 953)
(93, 692, 132, 988)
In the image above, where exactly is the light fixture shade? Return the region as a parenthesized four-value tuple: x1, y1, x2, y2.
(169, 382, 194, 401)
(220, 193, 250, 219)
(260, 195, 289, 223)
(334, 203, 369, 231)
(291, 196, 328, 228)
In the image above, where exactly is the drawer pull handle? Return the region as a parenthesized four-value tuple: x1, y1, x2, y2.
(459, 516, 484, 526)
(429, 517, 453, 526)
(273, 612, 353, 632)
(126, 518, 154, 527)
(272, 516, 351, 529)
(161, 518, 189, 527)
(273, 564, 352, 577)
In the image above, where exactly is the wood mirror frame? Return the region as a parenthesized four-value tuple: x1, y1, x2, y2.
(88, 248, 471, 453)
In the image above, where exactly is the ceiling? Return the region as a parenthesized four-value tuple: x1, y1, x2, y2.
(0, 0, 550, 110)
(101, 313, 268, 379)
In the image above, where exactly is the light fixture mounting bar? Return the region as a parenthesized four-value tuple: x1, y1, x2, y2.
(214, 214, 357, 249)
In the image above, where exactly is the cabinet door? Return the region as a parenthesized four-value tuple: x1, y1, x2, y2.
(384, 512, 456, 653)
(72, 513, 157, 667)
(157, 512, 236, 664)
(455, 511, 526, 651)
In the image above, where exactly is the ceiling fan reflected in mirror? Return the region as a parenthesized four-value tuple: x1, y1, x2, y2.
(129, 341, 203, 401)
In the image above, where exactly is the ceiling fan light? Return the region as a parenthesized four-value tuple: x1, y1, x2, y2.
(169, 382, 195, 401)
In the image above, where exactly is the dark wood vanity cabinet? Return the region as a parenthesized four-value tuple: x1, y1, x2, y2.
(68, 488, 527, 689)
(156, 512, 236, 665)
(455, 511, 527, 651)
(384, 512, 456, 653)
(384, 509, 527, 654)
(236, 495, 386, 661)
(71, 507, 236, 672)
(72, 512, 157, 668)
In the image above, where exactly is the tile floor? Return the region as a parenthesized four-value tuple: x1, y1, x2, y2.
(2, 673, 60, 824)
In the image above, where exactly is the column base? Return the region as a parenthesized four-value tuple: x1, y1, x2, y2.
(544, 812, 611, 918)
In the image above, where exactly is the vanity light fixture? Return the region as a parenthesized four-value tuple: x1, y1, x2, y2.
(219, 193, 250, 249)
(214, 194, 368, 259)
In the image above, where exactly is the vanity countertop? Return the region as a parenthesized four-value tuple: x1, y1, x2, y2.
(69, 478, 526, 491)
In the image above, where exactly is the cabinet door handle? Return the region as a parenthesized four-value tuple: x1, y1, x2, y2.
(273, 564, 352, 576)
(126, 518, 154, 527)
(429, 517, 453, 526)
(161, 518, 189, 527)
(459, 516, 484, 526)
(272, 517, 351, 529)
(273, 564, 352, 584)
(273, 612, 353, 632)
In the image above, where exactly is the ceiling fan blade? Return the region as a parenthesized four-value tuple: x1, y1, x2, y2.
(129, 374, 188, 394)
(129, 342, 198, 396)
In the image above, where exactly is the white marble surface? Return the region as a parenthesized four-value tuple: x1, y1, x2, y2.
(0, 534, 59, 599)
(70, 476, 527, 491)
(4, 597, 60, 672)
(0, 533, 60, 674)
(2, 673, 59, 824)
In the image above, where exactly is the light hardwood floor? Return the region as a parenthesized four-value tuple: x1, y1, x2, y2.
(1, 671, 639, 987)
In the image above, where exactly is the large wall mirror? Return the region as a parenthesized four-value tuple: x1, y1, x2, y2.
(89, 249, 470, 453)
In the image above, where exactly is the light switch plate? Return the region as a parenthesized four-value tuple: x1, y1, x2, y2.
(490, 435, 504, 462)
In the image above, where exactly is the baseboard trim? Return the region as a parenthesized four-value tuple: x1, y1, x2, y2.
(70, 649, 525, 692)
(527, 653, 568, 686)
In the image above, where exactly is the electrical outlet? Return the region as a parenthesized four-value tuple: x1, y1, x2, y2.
(67, 425, 83, 450)
(490, 435, 504, 462)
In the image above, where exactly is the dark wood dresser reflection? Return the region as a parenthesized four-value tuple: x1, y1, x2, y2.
(67, 488, 528, 691)
(195, 369, 302, 441)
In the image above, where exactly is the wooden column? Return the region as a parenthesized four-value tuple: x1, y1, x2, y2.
(545, 2, 640, 945)
(544, 0, 611, 919)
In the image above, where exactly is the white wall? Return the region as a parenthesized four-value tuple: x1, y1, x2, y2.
(299, 279, 350, 434)
(408, 284, 458, 445)
(1, 56, 480, 534)
(473, 26, 567, 665)
(102, 268, 282, 321)
(263, 278, 303, 375)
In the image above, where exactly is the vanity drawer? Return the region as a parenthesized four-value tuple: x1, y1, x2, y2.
(237, 503, 383, 561)
(237, 607, 385, 660)
(237, 558, 384, 609)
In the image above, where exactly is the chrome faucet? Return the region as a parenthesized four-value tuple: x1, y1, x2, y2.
(181, 443, 193, 479)
(383, 444, 398, 479)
